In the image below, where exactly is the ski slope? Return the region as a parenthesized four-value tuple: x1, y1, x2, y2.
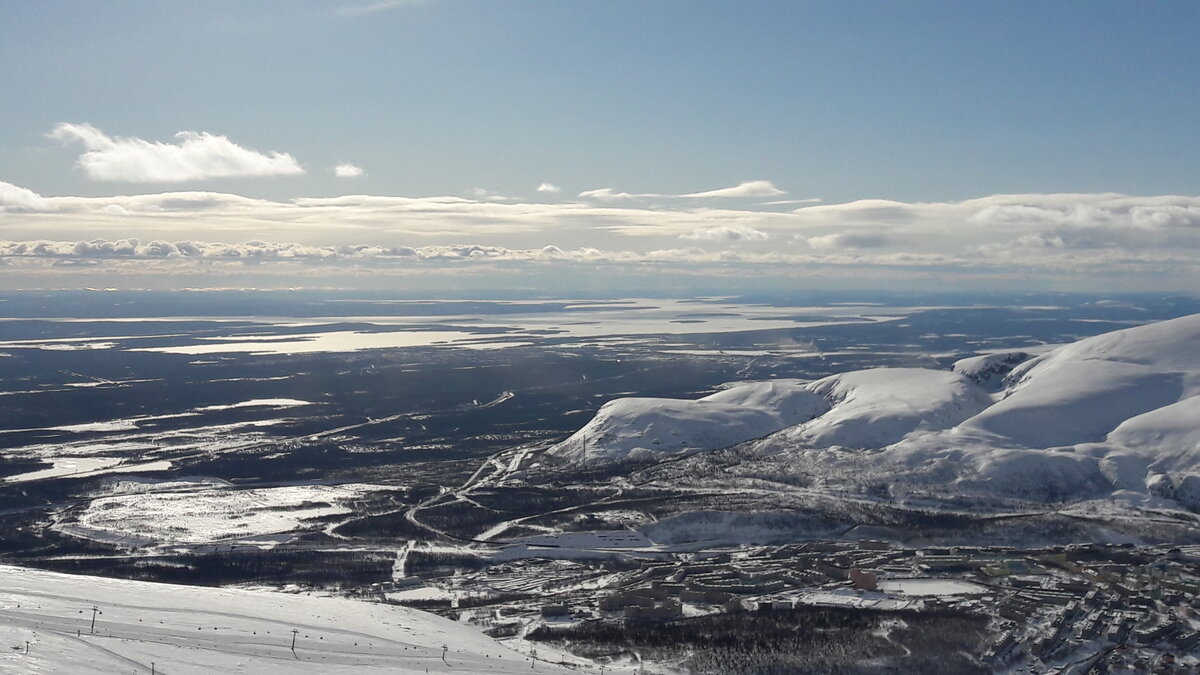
(0, 564, 574, 674)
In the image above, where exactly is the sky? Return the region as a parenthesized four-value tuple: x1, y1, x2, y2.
(2, 0, 1200, 294)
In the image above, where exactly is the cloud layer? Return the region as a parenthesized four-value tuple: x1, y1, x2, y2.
(807, 232, 891, 250)
(2, 180, 1199, 290)
(49, 123, 304, 182)
(681, 226, 770, 241)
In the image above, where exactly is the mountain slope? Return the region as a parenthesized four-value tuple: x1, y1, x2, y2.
(956, 313, 1200, 448)
(0, 564, 573, 674)
(785, 368, 992, 449)
(548, 313, 1200, 512)
(547, 379, 827, 463)
(548, 367, 992, 463)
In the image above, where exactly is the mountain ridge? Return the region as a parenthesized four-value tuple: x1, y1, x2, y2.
(546, 313, 1200, 512)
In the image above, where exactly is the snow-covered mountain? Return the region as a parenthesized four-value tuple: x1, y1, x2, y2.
(547, 313, 1200, 512)
(547, 379, 827, 463)
(0, 564, 575, 674)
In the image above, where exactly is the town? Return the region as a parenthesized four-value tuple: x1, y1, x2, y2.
(369, 539, 1200, 673)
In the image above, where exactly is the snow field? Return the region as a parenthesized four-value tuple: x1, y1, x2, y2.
(54, 484, 378, 547)
(0, 564, 576, 674)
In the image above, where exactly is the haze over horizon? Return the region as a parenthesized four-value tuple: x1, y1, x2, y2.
(3, 1, 1200, 293)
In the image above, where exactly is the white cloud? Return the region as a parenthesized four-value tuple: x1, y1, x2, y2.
(0, 238, 793, 265)
(48, 122, 304, 182)
(680, 226, 769, 241)
(794, 198, 917, 223)
(1129, 204, 1200, 229)
(471, 188, 516, 202)
(578, 187, 647, 201)
(806, 233, 892, 250)
(3, 236, 1198, 294)
(0, 180, 50, 212)
(334, 163, 365, 178)
(762, 198, 822, 206)
(682, 180, 785, 199)
(537, 182, 561, 194)
(578, 180, 785, 202)
(967, 202, 1115, 229)
(2, 184, 1200, 289)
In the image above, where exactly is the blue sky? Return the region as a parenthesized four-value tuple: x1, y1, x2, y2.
(2, 1, 1200, 292)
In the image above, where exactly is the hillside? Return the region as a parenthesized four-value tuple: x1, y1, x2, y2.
(0, 564, 575, 674)
(547, 313, 1200, 512)
(547, 379, 827, 463)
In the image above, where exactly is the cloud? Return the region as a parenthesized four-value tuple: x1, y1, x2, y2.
(794, 198, 917, 223)
(0, 239, 615, 264)
(681, 180, 785, 199)
(72, 238, 143, 257)
(472, 188, 516, 202)
(48, 123, 304, 182)
(334, 163, 365, 178)
(806, 233, 892, 250)
(680, 226, 769, 241)
(578, 187, 649, 201)
(1, 239, 818, 267)
(960, 196, 1200, 252)
(578, 180, 785, 202)
(537, 182, 561, 194)
(967, 202, 1115, 229)
(762, 198, 822, 206)
(1129, 204, 1200, 229)
(0, 180, 50, 212)
(3, 236, 1198, 294)
(2, 183, 1200, 290)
